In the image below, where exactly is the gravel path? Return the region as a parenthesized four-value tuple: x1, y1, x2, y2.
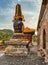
(0, 46, 48, 65)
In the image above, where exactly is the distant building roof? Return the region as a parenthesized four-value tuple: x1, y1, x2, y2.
(23, 27, 35, 33)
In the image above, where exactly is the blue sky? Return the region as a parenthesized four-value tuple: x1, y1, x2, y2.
(0, 0, 42, 30)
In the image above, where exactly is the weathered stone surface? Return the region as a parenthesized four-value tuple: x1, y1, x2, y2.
(0, 45, 47, 65)
(37, 2, 48, 63)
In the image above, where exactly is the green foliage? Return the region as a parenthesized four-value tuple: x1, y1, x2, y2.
(32, 34, 38, 42)
(0, 29, 13, 41)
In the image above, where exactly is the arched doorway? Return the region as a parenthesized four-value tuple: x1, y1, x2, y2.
(43, 29, 46, 49)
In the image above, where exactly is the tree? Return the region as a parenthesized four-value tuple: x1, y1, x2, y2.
(0, 29, 13, 41)
(32, 34, 38, 42)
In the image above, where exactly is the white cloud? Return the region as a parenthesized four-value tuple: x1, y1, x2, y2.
(18, 0, 42, 3)
(18, 0, 20, 1)
(0, 0, 42, 30)
(0, 22, 13, 30)
(24, 16, 38, 29)
(23, 8, 40, 29)
(0, 7, 15, 16)
(23, 10, 36, 15)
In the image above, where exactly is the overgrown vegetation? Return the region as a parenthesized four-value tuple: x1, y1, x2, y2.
(0, 29, 13, 41)
(32, 34, 38, 42)
(0, 29, 37, 42)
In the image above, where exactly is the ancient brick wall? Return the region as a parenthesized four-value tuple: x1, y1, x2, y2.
(37, 4, 48, 50)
